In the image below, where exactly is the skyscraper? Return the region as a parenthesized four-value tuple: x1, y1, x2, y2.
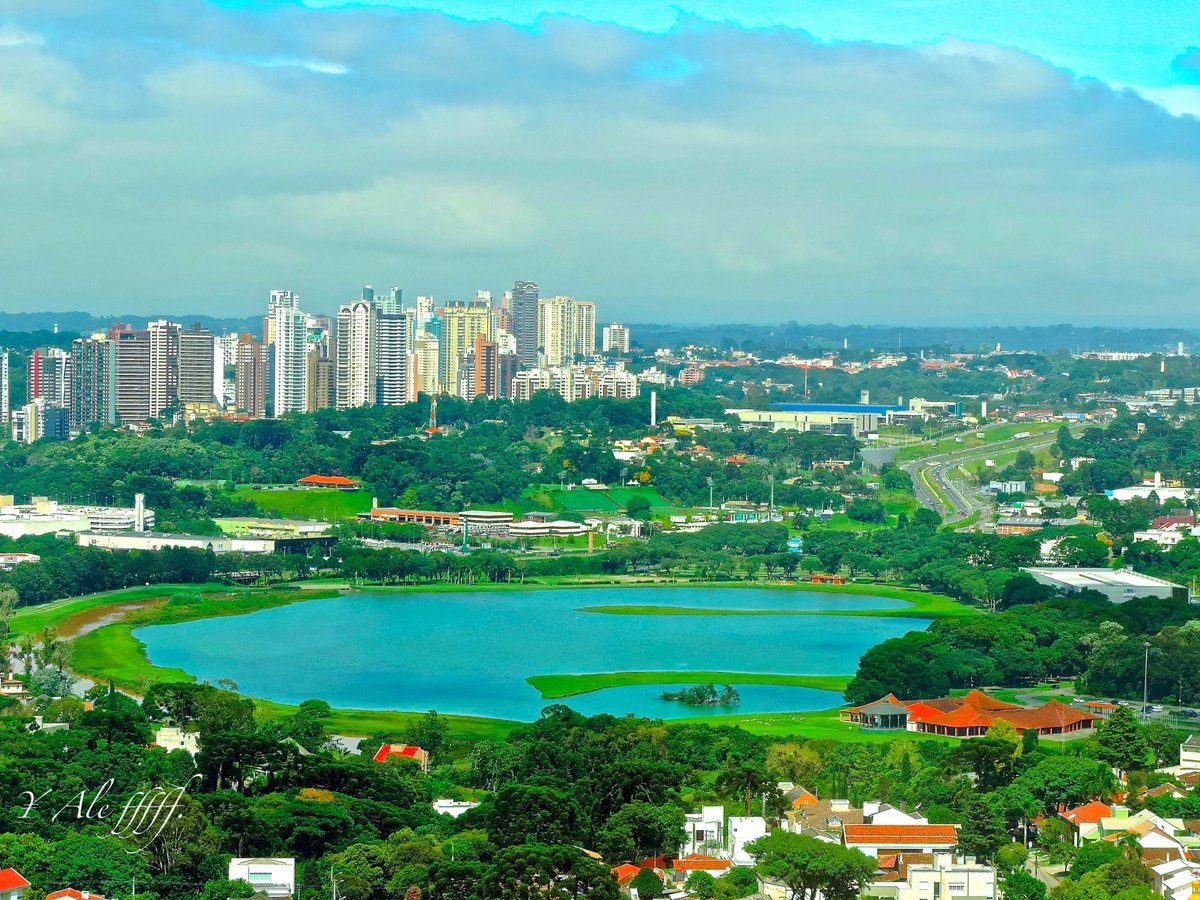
(471, 333, 500, 401)
(272, 301, 309, 417)
(414, 334, 440, 397)
(573, 301, 596, 357)
(305, 314, 336, 411)
(441, 300, 492, 396)
(511, 280, 539, 368)
(377, 308, 416, 405)
(336, 299, 378, 409)
(234, 337, 267, 418)
(264, 289, 300, 345)
(70, 333, 118, 431)
(0, 351, 8, 426)
(147, 319, 180, 419)
(537, 296, 573, 367)
(26, 347, 69, 406)
(178, 323, 218, 407)
(115, 328, 151, 423)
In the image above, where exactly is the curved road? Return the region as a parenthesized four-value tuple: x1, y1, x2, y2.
(901, 431, 1073, 529)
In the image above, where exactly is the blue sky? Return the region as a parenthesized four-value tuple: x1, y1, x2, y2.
(1, 0, 1199, 323)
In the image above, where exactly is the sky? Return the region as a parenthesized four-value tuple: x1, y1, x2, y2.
(2, 1, 1199, 324)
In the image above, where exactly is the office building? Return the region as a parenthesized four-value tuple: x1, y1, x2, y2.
(336, 299, 378, 409)
(69, 333, 118, 431)
(603, 323, 631, 354)
(178, 323, 218, 407)
(377, 308, 416, 405)
(441, 300, 492, 397)
(511, 280, 539, 368)
(234, 338, 267, 417)
(147, 319, 180, 418)
(272, 301, 309, 417)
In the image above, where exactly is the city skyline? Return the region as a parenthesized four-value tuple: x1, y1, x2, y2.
(3, 1, 1200, 324)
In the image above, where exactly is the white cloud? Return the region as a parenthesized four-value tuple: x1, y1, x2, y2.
(0, 23, 44, 47)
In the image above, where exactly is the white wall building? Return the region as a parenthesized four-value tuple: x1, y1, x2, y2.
(336, 299, 378, 409)
(272, 298, 309, 417)
(727, 816, 769, 865)
(154, 726, 200, 756)
(602, 323, 631, 354)
(228, 858, 295, 899)
(681, 806, 725, 857)
(861, 852, 995, 900)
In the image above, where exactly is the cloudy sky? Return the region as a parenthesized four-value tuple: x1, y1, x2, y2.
(3, 1, 1199, 324)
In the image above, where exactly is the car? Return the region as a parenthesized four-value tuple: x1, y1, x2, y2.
(1118, 700, 1131, 707)
(1177, 709, 1199, 718)
(1152, 705, 1165, 712)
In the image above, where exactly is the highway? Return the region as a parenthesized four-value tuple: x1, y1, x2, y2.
(901, 431, 1070, 530)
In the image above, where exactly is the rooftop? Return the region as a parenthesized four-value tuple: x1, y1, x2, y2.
(843, 824, 959, 846)
(1022, 567, 1179, 589)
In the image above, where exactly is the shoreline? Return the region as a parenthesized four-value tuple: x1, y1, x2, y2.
(22, 579, 965, 738)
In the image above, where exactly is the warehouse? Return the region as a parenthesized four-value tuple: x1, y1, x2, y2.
(1022, 567, 1187, 603)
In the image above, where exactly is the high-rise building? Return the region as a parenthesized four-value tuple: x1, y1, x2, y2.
(115, 328, 151, 423)
(511, 280, 539, 368)
(70, 333, 118, 431)
(336, 300, 378, 409)
(415, 296, 435, 331)
(0, 351, 8, 426)
(573, 301, 596, 357)
(178, 323, 218, 407)
(13, 398, 69, 444)
(469, 333, 500, 401)
(304, 314, 336, 412)
(441, 300, 492, 396)
(377, 309, 416, 405)
(265, 289, 300, 345)
(234, 337, 267, 417)
(26, 347, 69, 406)
(603, 323, 631, 354)
(537, 296, 573, 367)
(147, 319, 180, 419)
(414, 334, 440, 396)
(272, 302, 309, 417)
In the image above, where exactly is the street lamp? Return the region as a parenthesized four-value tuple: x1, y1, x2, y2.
(1143, 641, 1152, 722)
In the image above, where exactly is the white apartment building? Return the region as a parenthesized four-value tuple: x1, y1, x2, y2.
(602, 322, 631, 353)
(681, 806, 725, 857)
(272, 300, 309, 417)
(861, 852, 995, 900)
(336, 299, 378, 409)
(377, 309, 416, 405)
(228, 859, 295, 899)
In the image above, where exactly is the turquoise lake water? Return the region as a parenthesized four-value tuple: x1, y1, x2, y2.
(134, 587, 927, 720)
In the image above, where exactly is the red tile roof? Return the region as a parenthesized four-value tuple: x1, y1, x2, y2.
(298, 474, 358, 486)
(639, 856, 674, 870)
(48, 890, 108, 900)
(372, 744, 428, 765)
(0, 870, 30, 891)
(611, 864, 640, 885)
(1061, 800, 1112, 826)
(674, 854, 731, 872)
(843, 824, 959, 847)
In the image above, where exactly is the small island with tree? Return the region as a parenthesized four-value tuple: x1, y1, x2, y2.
(659, 683, 741, 706)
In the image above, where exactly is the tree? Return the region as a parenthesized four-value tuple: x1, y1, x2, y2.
(912, 508, 942, 530)
(597, 801, 686, 862)
(715, 760, 773, 816)
(1093, 706, 1148, 773)
(625, 496, 653, 520)
(630, 868, 663, 899)
(747, 832, 875, 900)
(955, 792, 1008, 863)
(765, 742, 821, 786)
(485, 785, 585, 848)
(1004, 869, 1048, 900)
(996, 842, 1029, 873)
(684, 870, 717, 899)
(480, 845, 619, 900)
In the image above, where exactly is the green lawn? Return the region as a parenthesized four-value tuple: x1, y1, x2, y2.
(879, 489, 920, 518)
(672, 708, 955, 742)
(806, 514, 889, 532)
(253, 699, 521, 742)
(527, 671, 852, 699)
(896, 422, 1060, 463)
(10, 583, 228, 637)
(606, 486, 674, 509)
(232, 486, 371, 521)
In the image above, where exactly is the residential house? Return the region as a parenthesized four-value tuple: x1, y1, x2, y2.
(0, 679, 31, 702)
(728, 816, 769, 865)
(842, 690, 1098, 738)
(863, 802, 928, 826)
(228, 858, 295, 899)
(862, 851, 996, 900)
(0, 870, 29, 900)
(1059, 800, 1112, 845)
(681, 805, 725, 857)
(154, 726, 200, 756)
(843, 824, 960, 858)
(671, 854, 732, 885)
(372, 743, 429, 772)
(610, 864, 640, 888)
(46, 890, 108, 900)
(432, 798, 479, 819)
(1180, 734, 1200, 773)
(1152, 858, 1200, 900)
(1085, 808, 1190, 862)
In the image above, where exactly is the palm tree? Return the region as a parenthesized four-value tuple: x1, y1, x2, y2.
(1117, 832, 1143, 862)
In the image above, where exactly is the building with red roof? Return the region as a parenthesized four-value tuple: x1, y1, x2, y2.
(47, 890, 107, 900)
(842, 689, 1098, 738)
(843, 824, 959, 858)
(0, 869, 29, 900)
(372, 743, 429, 772)
(610, 864, 640, 887)
(297, 474, 360, 490)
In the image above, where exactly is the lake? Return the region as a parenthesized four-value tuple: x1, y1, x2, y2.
(135, 587, 927, 720)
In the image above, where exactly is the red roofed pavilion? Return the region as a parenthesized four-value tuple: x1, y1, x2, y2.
(372, 743, 429, 772)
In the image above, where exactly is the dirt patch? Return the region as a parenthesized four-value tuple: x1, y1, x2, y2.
(58, 598, 166, 640)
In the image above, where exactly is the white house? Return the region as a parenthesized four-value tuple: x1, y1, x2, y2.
(0, 870, 29, 900)
(727, 816, 768, 865)
(1180, 734, 1200, 773)
(862, 802, 928, 825)
(1152, 858, 1200, 900)
(681, 806, 725, 857)
(155, 726, 200, 756)
(228, 858, 295, 898)
(862, 852, 996, 900)
(432, 798, 480, 819)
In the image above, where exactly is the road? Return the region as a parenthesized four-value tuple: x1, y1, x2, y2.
(901, 431, 1073, 530)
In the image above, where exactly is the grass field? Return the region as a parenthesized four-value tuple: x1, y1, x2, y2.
(232, 486, 372, 521)
(673, 708, 955, 742)
(879, 489, 920, 518)
(527, 671, 852, 699)
(896, 422, 1060, 463)
(10, 583, 229, 637)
